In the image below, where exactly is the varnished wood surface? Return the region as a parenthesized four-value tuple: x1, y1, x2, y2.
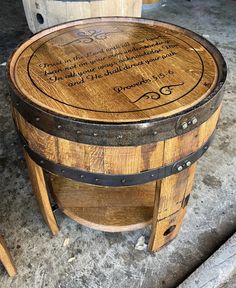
(51, 176, 156, 232)
(8, 17, 225, 252)
(0, 236, 17, 277)
(14, 106, 221, 174)
(9, 17, 218, 122)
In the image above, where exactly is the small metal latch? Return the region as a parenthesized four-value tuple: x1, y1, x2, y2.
(176, 115, 199, 134)
(16, 127, 215, 187)
(172, 158, 193, 174)
(181, 117, 198, 130)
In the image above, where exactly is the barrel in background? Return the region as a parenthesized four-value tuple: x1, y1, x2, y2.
(22, 0, 143, 33)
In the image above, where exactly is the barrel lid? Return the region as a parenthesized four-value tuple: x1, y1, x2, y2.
(9, 17, 224, 122)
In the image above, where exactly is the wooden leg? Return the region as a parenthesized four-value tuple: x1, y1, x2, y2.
(24, 152, 59, 235)
(0, 236, 17, 277)
(149, 164, 196, 252)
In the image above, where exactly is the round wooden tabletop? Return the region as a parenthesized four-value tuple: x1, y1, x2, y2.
(9, 17, 220, 123)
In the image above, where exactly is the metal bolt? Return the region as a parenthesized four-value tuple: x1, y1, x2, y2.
(186, 161, 192, 167)
(181, 122, 188, 130)
(117, 135, 123, 139)
(153, 131, 158, 136)
(191, 117, 198, 125)
(151, 174, 155, 178)
(121, 179, 126, 183)
(80, 175, 85, 179)
(57, 125, 62, 129)
(204, 145, 208, 150)
(40, 160, 44, 164)
(35, 117, 40, 121)
(95, 178, 99, 182)
(93, 133, 98, 137)
(76, 130, 81, 134)
(177, 165, 183, 172)
(61, 169, 65, 173)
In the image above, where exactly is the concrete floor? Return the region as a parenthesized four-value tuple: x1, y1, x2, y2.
(0, 0, 236, 287)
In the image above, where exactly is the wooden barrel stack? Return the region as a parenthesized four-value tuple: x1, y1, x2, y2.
(8, 17, 226, 251)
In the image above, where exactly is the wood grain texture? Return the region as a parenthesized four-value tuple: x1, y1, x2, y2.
(13, 106, 220, 174)
(149, 104, 220, 251)
(13, 104, 220, 250)
(149, 208, 187, 252)
(9, 18, 218, 122)
(50, 176, 156, 232)
(24, 152, 59, 235)
(148, 166, 195, 252)
(156, 164, 197, 221)
(0, 236, 17, 277)
(22, 0, 143, 33)
(62, 207, 153, 232)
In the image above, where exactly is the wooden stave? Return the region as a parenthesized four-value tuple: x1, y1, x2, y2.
(7, 17, 227, 146)
(22, 0, 143, 33)
(13, 105, 221, 185)
(9, 83, 224, 147)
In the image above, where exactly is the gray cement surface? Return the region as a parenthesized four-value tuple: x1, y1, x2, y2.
(0, 0, 235, 287)
(179, 233, 236, 288)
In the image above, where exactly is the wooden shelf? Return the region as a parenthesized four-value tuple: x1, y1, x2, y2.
(50, 176, 156, 232)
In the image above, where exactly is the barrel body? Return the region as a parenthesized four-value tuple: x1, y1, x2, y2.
(12, 105, 220, 232)
(8, 17, 226, 249)
(22, 0, 143, 33)
(13, 107, 220, 177)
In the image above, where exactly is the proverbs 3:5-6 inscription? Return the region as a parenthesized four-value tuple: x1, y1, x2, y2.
(29, 25, 204, 111)
(38, 33, 180, 90)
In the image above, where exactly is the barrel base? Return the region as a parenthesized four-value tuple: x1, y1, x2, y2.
(50, 176, 155, 232)
(23, 151, 197, 252)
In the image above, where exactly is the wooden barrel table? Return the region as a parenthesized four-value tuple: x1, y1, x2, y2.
(7, 17, 226, 251)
